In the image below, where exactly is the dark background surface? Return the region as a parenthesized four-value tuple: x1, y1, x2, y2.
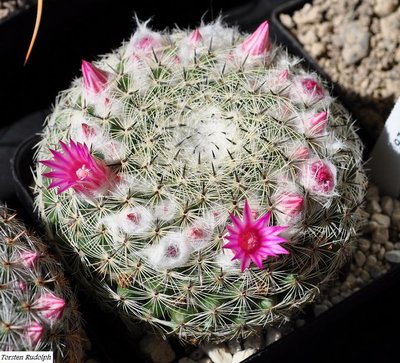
(1, 1, 400, 362)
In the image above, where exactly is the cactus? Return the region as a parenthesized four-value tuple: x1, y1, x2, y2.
(34, 19, 366, 343)
(0, 205, 85, 361)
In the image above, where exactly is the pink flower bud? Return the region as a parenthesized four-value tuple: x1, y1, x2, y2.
(20, 251, 38, 268)
(301, 78, 324, 100)
(81, 60, 108, 94)
(241, 20, 271, 56)
(302, 159, 336, 195)
(292, 146, 309, 160)
(278, 69, 289, 82)
(26, 323, 43, 345)
(189, 28, 202, 46)
(82, 123, 96, 138)
(34, 292, 66, 321)
(19, 281, 27, 291)
(276, 192, 304, 217)
(307, 111, 328, 135)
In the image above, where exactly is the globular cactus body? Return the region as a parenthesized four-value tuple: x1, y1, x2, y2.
(34, 20, 366, 342)
(0, 205, 85, 361)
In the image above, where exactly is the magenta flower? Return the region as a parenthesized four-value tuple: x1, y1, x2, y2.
(276, 192, 304, 217)
(241, 20, 271, 56)
(34, 292, 65, 321)
(223, 201, 289, 272)
(25, 322, 43, 345)
(40, 140, 113, 195)
(302, 159, 336, 194)
(301, 78, 324, 100)
(189, 28, 203, 46)
(307, 111, 328, 135)
(81, 60, 108, 94)
(20, 251, 38, 268)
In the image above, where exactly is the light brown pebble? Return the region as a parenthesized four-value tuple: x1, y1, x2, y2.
(371, 243, 381, 253)
(358, 238, 371, 252)
(381, 196, 394, 216)
(367, 200, 382, 214)
(366, 185, 380, 201)
(384, 241, 394, 251)
(371, 213, 391, 228)
(391, 209, 400, 230)
(372, 226, 389, 244)
(232, 349, 257, 363)
(374, 0, 398, 17)
(354, 250, 366, 267)
(244, 335, 263, 351)
(202, 344, 232, 363)
(366, 255, 378, 266)
(359, 269, 371, 282)
(280, 14, 295, 29)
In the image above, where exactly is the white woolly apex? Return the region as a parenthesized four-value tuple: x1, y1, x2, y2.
(154, 199, 178, 221)
(169, 106, 240, 167)
(214, 248, 240, 272)
(198, 19, 239, 52)
(101, 205, 154, 237)
(184, 217, 214, 251)
(145, 232, 191, 270)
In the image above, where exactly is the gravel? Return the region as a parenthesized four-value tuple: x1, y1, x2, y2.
(280, 0, 400, 139)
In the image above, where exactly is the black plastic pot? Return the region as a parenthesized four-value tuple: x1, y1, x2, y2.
(11, 127, 400, 363)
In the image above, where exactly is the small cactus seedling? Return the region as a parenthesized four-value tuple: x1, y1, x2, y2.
(0, 205, 85, 361)
(34, 19, 366, 343)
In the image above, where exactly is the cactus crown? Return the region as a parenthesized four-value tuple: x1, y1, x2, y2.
(0, 205, 84, 361)
(34, 19, 366, 342)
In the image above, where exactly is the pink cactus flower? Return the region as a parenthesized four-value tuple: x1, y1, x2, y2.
(301, 78, 324, 100)
(34, 292, 65, 321)
(189, 28, 203, 46)
(302, 159, 336, 194)
(241, 20, 271, 56)
(276, 192, 304, 217)
(81, 60, 108, 94)
(40, 140, 113, 195)
(26, 322, 43, 345)
(20, 251, 38, 268)
(223, 201, 289, 272)
(307, 111, 328, 135)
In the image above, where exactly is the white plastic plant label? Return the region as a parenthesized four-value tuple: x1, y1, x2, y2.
(369, 98, 400, 197)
